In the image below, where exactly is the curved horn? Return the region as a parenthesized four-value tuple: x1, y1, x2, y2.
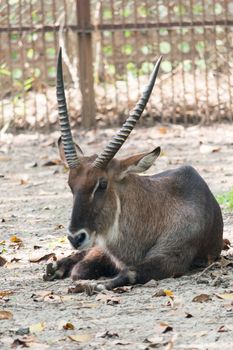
(93, 56, 162, 169)
(56, 47, 80, 168)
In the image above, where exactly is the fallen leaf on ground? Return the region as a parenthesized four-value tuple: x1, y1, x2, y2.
(10, 257, 21, 263)
(68, 333, 92, 342)
(185, 312, 193, 318)
(29, 321, 46, 333)
(0, 310, 13, 320)
(112, 340, 132, 346)
(112, 286, 133, 293)
(0, 256, 7, 266)
(144, 335, 164, 344)
(43, 159, 61, 166)
(192, 294, 211, 303)
(29, 252, 56, 263)
(54, 224, 65, 230)
(31, 290, 53, 300)
(215, 293, 233, 301)
(75, 301, 99, 309)
(217, 325, 230, 333)
(10, 235, 22, 243)
(68, 283, 91, 295)
(10, 235, 23, 247)
(199, 144, 221, 154)
(96, 330, 119, 338)
(153, 289, 174, 297)
(0, 290, 14, 298)
(20, 176, 29, 185)
(96, 292, 120, 305)
(11, 336, 36, 348)
(11, 335, 49, 349)
(33, 245, 42, 250)
(25, 162, 38, 169)
(222, 238, 231, 250)
(31, 290, 62, 303)
(63, 322, 75, 330)
(159, 127, 167, 134)
(154, 322, 173, 334)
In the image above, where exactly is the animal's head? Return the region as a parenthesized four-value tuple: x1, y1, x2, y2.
(56, 48, 162, 250)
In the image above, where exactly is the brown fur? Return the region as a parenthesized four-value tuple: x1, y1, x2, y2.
(44, 145, 223, 289)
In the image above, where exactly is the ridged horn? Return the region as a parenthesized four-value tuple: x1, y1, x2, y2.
(56, 47, 79, 168)
(93, 56, 162, 169)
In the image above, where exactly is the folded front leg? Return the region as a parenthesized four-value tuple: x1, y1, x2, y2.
(43, 250, 86, 281)
(71, 246, 121, 281)
(91, 248, 196, 290)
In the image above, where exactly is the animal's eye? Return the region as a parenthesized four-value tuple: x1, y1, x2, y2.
(98, 178, 108, 191)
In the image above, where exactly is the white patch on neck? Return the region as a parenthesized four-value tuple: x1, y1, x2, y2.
(106, 192, 121, 245)
(96, 192, 121, 248)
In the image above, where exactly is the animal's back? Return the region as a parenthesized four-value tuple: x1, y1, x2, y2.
(150, 165, 223, 267)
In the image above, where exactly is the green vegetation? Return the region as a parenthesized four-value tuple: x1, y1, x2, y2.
(217, 188, 233, 210)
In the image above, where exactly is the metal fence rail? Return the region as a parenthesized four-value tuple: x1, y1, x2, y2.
(0, 0, 233, 130)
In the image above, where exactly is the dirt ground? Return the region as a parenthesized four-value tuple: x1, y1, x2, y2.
(0, 124, 233, 350)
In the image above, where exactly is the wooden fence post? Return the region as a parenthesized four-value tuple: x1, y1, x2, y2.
(76, 0, 96, 128)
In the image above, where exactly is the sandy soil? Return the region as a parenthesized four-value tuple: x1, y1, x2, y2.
(0, 124, 233, 350)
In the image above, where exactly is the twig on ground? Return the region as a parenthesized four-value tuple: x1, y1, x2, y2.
(196, 261, 221, 281)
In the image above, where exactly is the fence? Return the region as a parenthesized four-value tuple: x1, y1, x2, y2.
(0, 0, 233, 130)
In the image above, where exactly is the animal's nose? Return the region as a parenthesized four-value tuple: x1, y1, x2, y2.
(68, 230, 87, 249)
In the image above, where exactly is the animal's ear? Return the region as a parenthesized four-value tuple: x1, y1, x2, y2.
(117, 147, 161, 179)
(58, 136, 83, 166)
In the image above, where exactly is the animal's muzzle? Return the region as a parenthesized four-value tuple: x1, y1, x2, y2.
(68, 230, 88, 249)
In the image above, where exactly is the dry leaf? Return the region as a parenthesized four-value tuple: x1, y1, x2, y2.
(96, 330, 119, 338)
(192, 294, 211, 303)
(217, 325, 230, 333)
(159, 127, 167, 134)
(0, 310, 13, 320)
(10, 257, 21, 263)
(215, 293, 233, 301)
(11, 336, 36, 348)
(68, 283, 89, 294)
(154, 322, 173, 334)
(185, 312, 193, 318)
(164, 289, 174, 297)
(73, 301, 99, 309)
(11, 335, 49, 349)
(29, 252, 56, 263)
(29, 321, 46, 333)
(10, 235, 23, 244)
(153, 289, 173, 297)
(63, 322, 75, 330)
(112, 286, 133, 293)
(0, 290, 14, 298)
(54, 224, 65, 230)
(0, 256, 7, 266)
(96, 292, 120, 305)
(31, 290, 62, 303)
(43, 159, 61, 166)
(68, 333, 92, 342)
(222, 238, 231, 250)
(144, 335, 164, 344)
(199, 144, 221, 154)
(20, 177, 29, 185)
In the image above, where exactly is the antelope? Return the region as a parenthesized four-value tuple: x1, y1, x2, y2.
(44, 48, 223, 290)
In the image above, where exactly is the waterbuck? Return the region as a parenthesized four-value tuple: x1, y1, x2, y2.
(44, 48, 223, 290)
